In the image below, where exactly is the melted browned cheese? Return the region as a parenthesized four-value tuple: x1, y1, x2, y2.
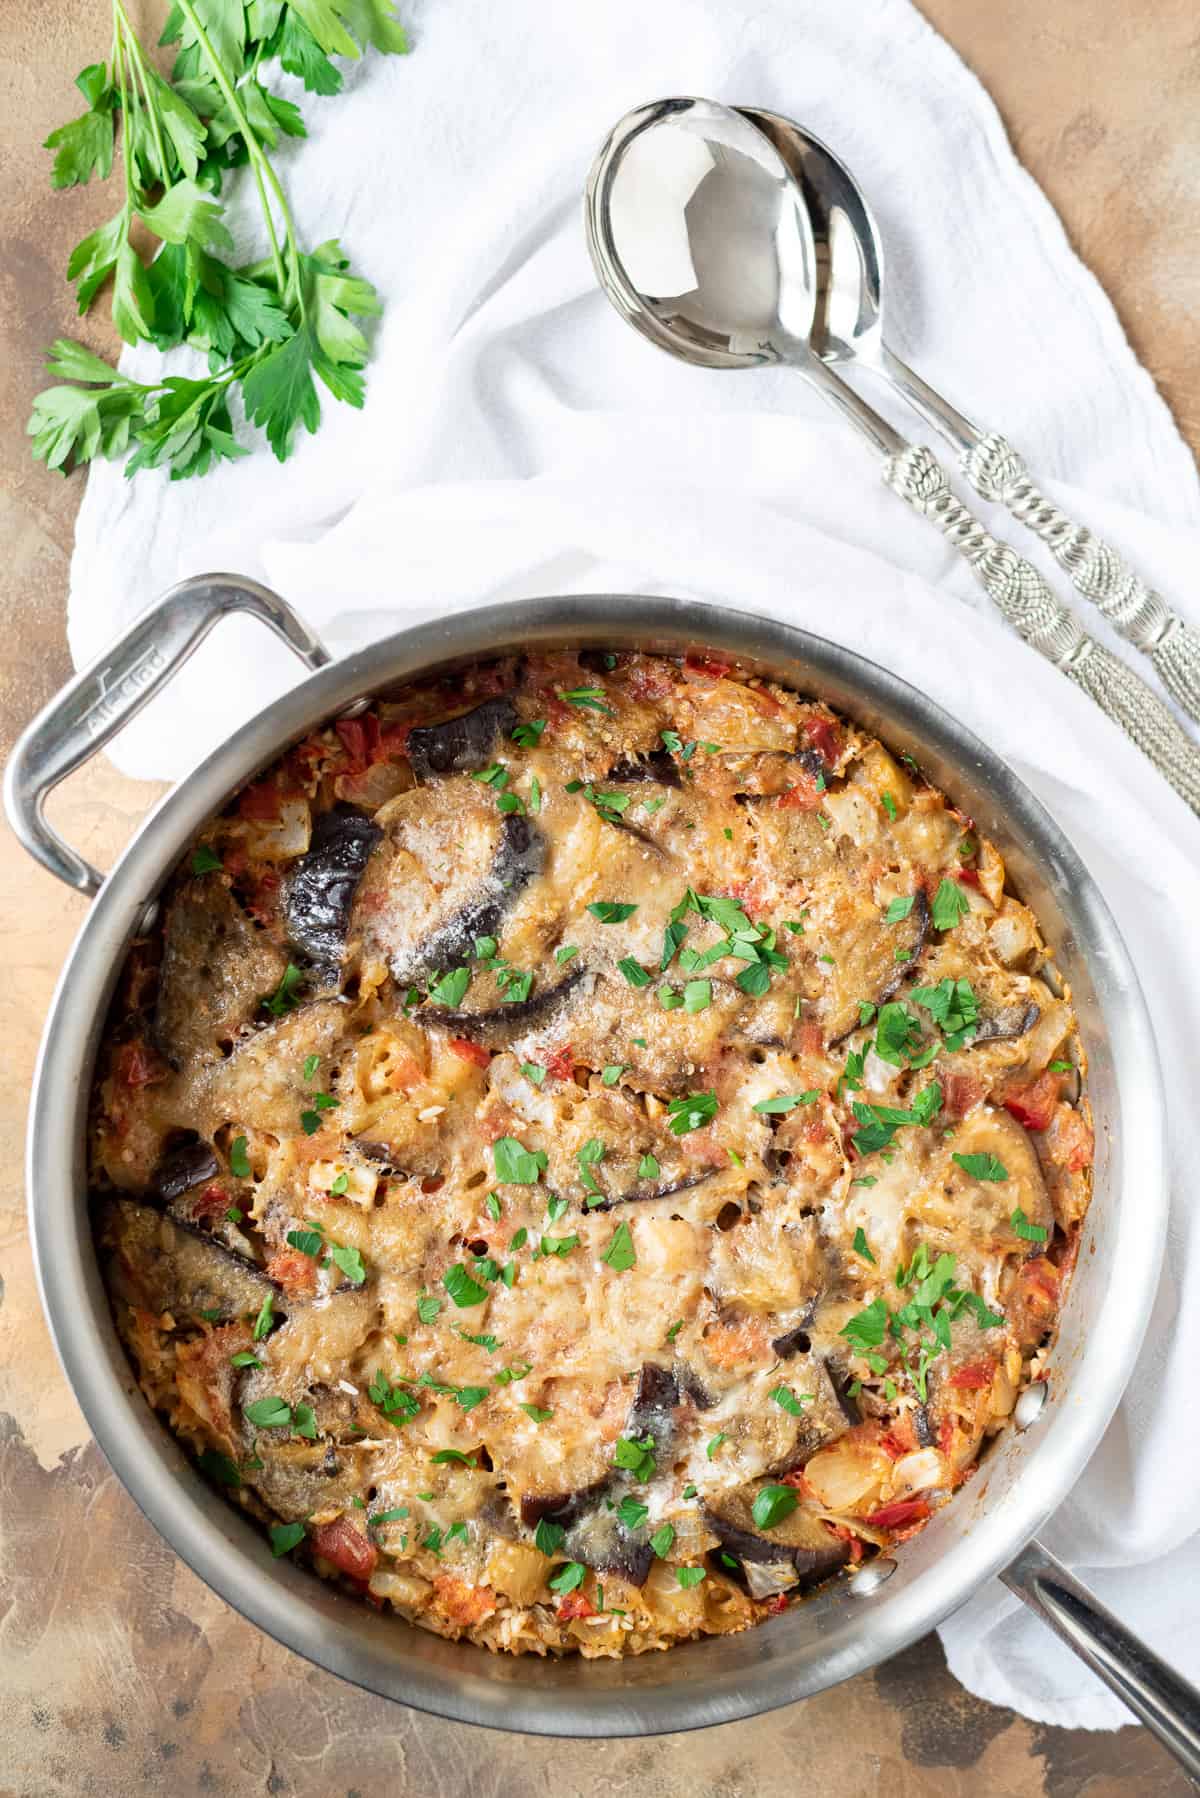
(91, 650, 1092, 1656)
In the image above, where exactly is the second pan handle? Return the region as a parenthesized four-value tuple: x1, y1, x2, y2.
(3, 574, 331, 900)
(1003, 1537, 1200, 1786)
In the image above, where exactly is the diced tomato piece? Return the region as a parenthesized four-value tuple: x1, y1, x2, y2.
(448, 1037, 491, 1069)
(795, 1020, 825, 1058)
(942, 1073, 984, 1121)
(237, 779, 283, 821)
(626, 659, 676, 699)
(1003, 1069, 1062, 1132)
(748, 684, 786, 718)
(556, 1592, 595, 1622)
(937, 1419, 957, 1455)
(683, 650, 732, 681)
(956, 864, 982, 890)
(727, 878, 766, 918)
(379, 720, 412, 755)
(763, 1592, 791, 1614)
(878, 1431, 911, 1461)
(192, 1182, 230, 1219)
(776, 773, 821, 812)
(434, 1575, 497, 1626)
(1045, 1103, 1094, 1172)
(545, 1043, 575, 1081)
(116, 1040, 168, 1088)
(864, 1498, 931, 1531)
(311, 1516, 378, 1584)
(780, 1467, 814, 1495)
(803, 715, 842, 767)
(823, 1522, 865, 1564)
(948, 1359, 996, 1391)
(265, 1249, 318, 1297)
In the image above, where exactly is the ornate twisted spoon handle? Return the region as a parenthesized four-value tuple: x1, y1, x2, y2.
(886, 446, 1200, 816)
(963, 433, 1200, 725)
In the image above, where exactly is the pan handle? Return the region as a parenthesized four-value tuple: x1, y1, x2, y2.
(1003, 1537, 1200, 1782)
(4, 573, 331, 900)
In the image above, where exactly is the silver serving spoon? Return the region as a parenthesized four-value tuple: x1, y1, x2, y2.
(739, 105, 1200, 727)
(584, 97, 1200, 814)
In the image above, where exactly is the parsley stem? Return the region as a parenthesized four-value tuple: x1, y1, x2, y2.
(114, 0, 168, 185)
(173, 0, 293, 301)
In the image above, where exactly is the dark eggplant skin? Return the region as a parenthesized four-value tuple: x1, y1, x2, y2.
(771, 1324, 812, 1359)
(625, 1362, 680, 1450)
(565, 1509, 654, 1587)
(422, 961, 586, 1046)
(391, 812, 547, 986)
(579, 1165, 720, 1214)
(519, 1480, 608, 1530)
(973, 1000, 1040, 1043)
(605, 748, 682, 788)
(703, 1501, 850, 1590)
(405, 696, 518, 781)
(281, 803, 382, 975)
(913, 1404, 936, 1448)
(825, 1358, 863, 1426)
(152, 1138, 219, 1202)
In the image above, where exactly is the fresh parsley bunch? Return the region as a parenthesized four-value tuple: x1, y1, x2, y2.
(29, 0, 408, 482)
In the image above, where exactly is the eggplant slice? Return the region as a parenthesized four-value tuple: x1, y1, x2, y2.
(972, 999, 1040, 1043)
(703, 1492, 850, 1592)
(356, 783, 545, 985)
(153, 879, 288, 1070)
(825, 888, 929, 1045)
(405, 696, 518, 781)
(152, 1137, 219, 1202)
(99, 1193, 279, 1323)
(423, 963, 587, 1046)
(281, 803, 382, 978)
(605, 748, 681, 787)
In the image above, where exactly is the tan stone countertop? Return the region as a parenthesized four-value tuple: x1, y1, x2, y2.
(3, 3, 1197, 1792)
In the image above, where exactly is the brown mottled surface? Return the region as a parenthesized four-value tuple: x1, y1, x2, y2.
(1, 1, 1196, 1793)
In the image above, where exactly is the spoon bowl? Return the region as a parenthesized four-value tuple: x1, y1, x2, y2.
(584, 97, 820, 370)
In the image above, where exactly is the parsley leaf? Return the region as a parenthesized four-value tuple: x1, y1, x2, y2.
(953, 1152, 1009, 1182)
(588, 901, 638, 923)
(1011, 1206, 1049, 1242)
(931, 878, 971, 930)
(753, 1091, 819, 1114)
(751, 1484, 798, 1529)
(601, 1221, 636, 1272)
(667, 1091, 718, 1134)
(443, 1264, 489, 1308)
(493, 1136, 547, 1184)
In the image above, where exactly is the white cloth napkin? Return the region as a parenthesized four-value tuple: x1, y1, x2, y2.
(66, 0, 1200, 1732)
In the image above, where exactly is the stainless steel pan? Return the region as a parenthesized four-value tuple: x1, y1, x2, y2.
(8, 576, 1199, 1765)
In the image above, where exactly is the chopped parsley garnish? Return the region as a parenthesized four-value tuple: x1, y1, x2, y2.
(660, 919, 688, 970)
(549, 1560, 587, 1593)
(613, 1434, 657, 1480)
(545, 1193, 569, 1225)
(287, 1228, 323, 1258)
(683, 979, 712, 1013)
(675, 1566, 706, 1589)
(884, 895, 915, 922)
(953, 1152, 1009, 1182)
(431, 1449, 478, 1466)
(512, 718, 546, 747)
(601, 1221, 636, 1272)
(520, 1403, 553, 1422)
(191, 845, 222, 875)
(269, 1521, 306, 1557)
(539, 1233, 579, 1258)
(618, 956, 651, 988)
(577, 1136, 606, 1203)
(251, 1293, 275, 1341)
(455, 1326, 500, 1352)
(485, 1191, 503, 1221)
(851, 1084, 942, 1155)
(328, 1243, 366, 1285)
(705, 1432, 727, 1460)
(560, 684, 611, 711)
(665, 1318, 683, 1341)
(682, 1483, 698, 1500)
(493, 1136, 547, 1184)
(667, 1090, 718, 1134)
(494, 1361, 532, 1385)
(534, 1519, 566, 1556)
(428, 966, 470, 1007)
(417, 1292, 442, 1324)
(588, 900, 638, 922)
(509, 1228, 529, 1252)
(601, 1064, 626, 1086)
(751, 1484, 798, 1529)
(657, 986, 683, 1010)
(302, 1053, 320, 1081)
(931, 878, 971, 930)
(198, 1447, 241, 1487)
(852, 1227, 876, 1263)
(616, 1495, 649, 1530)
(244, 1396, 293, 1430)
(911, 977, 979, 1048)
(443, 1264, 489, 1308)
(840, 1297, 890, 1352)
(1011, 1206, 1048, 1242)
(769, 1384, 812, 1416)
(367, 1371, 421, 1424)
(881, 792, 898, 821)
(637, 1153, 660, 1180)
(873, 1002, 933, 1069)
(1048, 1058, 1074, 1074)
(753, 1091, 819, 1114)
(264, 963, 303, 1016)
(555, 943, 580, 965)
(649, 1523, 676, 1558)
(229, 1134, 251, 1178)
(329, 1172, 349, 1197)
(230, 1351, 262, 1369)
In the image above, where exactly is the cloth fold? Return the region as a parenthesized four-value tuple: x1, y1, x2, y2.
(66, 0, 1200, 1730)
